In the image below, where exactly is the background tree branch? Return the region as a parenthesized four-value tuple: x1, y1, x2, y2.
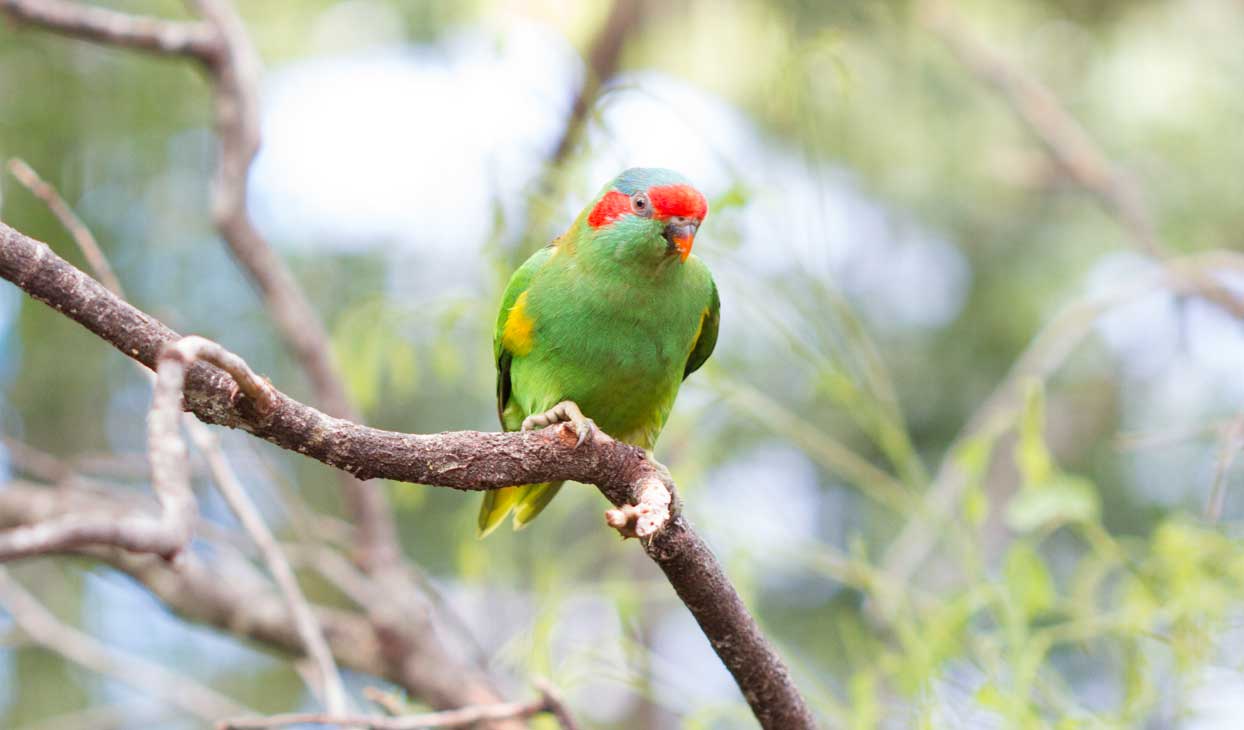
(879, 0, 1244, 595)
(0, 481, 443, 699)
(0, 568, 251, 721)
(2, 2, 523, 724)
(0, 0, 218, 57)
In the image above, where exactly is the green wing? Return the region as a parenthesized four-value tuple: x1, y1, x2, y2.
(481, 244, 555, 538)
(683, 279, 720, 380)
(494, 245, 554, 424)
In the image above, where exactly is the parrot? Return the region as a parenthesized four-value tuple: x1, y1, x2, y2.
(478, 167, 720, 536)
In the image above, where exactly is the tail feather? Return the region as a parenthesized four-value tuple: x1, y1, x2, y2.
(513, 481, 564, 529)
(477, 486, 522, 538)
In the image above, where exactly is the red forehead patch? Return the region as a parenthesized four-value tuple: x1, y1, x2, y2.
(649, 184, 708, 220)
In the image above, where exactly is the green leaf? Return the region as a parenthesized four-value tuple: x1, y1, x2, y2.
(963, 482, 989, 528)
(1004, 542, 1055, 618)
(954, 433, 995, 528)
(710, 182, 750, 211)
(848, 669, 879, 730)
(1014, 380, 1053, 487)
(975, 683, 1006, 712)
(1005, 475, 1099, 533)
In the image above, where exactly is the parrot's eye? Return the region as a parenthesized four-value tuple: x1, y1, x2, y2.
(630, 192, 652, 218)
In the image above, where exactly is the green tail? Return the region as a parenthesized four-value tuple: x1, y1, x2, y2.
(476, 481, 564, 538)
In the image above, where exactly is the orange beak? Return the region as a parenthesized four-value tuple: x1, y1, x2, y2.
(664, 218, 698, 263)
(672, 234, 694, 262)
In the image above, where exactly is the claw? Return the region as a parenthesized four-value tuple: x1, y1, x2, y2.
(575, 418, 597, 448)
(522, 400, 596, 448)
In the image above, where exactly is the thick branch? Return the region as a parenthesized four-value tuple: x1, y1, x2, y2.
(0, 0, 219, 58)
(0, 221, 817, 729)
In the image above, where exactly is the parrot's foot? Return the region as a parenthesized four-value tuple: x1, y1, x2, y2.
(522, 400, 597, 447)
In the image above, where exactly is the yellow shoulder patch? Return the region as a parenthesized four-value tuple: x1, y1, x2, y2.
(501, 290, 535, 356)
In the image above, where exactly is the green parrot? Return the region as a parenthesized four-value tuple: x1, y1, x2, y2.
(478, 167, 720, 536)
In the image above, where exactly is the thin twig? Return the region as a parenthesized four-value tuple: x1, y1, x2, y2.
(879, 258, 1242, 608)
(364, 687, 409, 717)
(4, 0, 394, 570)
(6, 158, 123, 294)
(0, 482, 432, 697)
(920, 0, 1244, 319)
(190, 424, 351, 716)
(0, 567, 249, 720)
(533, 679, 581, 730)
(878, 0, 1244, 594)
(15, 702, 165, 730)
(0, 0, 218, 58)
(0, 332, 210, 560)
(1206, 415, 1244, 522)
(219, 690, 561, 730)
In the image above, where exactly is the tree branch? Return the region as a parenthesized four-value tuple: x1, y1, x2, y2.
(878, 0, 1244, 593)
(7, 158, 348, 714)
(878, 254, 1244, 613)
(548, 0, 647, 166)
(4, 0, 397, 570)
(0, 220, 817, 729)
(6, 158, 124, 295)
(5, 152, 516, 729)
(183, 0, 402, 571)
(188, 418, 351, 716)
(0, 0, 218, 58)
(0, 332, 208, 562)
(919, 0, 1244, 319)
(0, 482, 415, 692)
(3, 7, 518, 721)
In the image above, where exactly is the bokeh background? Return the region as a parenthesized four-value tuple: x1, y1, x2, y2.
(3, 0, 1244, 728)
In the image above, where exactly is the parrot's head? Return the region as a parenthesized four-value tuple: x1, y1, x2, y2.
(581, 168, 708, 265)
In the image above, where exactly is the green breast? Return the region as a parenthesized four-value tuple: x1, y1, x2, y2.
(509, 252, 711, 448)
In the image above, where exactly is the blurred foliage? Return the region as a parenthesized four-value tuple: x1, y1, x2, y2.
(3, 0, 1244, 729)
